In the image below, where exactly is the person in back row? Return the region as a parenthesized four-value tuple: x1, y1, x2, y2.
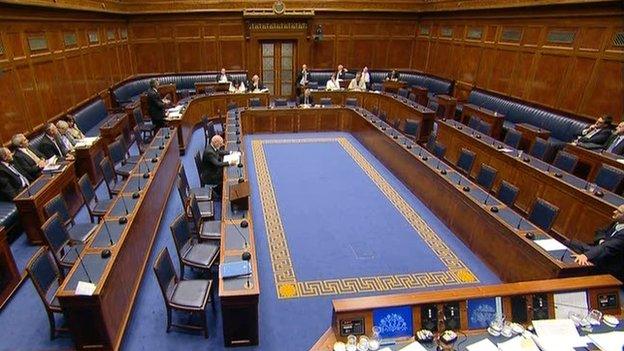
(217, 68, 230, 83)
(574, 115, 613, 145)
(66, 115, 85, 140)
(147, 78, 170, 130)
(11, 133, 46, 181)
(326, 73, 340, 91)
(348, 72, 367, 91)
(298, 88, 314, 106)
(38, 123, 73, 160)
(578, 121, 624, 155)
(0, 147, 31, 200)
(247, 75, 266, 93)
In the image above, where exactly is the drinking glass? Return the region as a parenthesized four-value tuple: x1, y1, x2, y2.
(356, 336, 369, 351)
(368, 326, 381, 351)
(346, 335, 357, 351)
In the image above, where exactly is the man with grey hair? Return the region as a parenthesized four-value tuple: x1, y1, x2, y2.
(201, 135, 236, 196)
(147, 79, 169, 130)
(38, 123, 73, 160)
(56, 120, 76, 149)
(11, 133, 45, 180)
(0, 147, 31, 200)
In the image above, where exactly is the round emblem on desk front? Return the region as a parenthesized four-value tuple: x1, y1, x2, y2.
(273, 1, 285, 14)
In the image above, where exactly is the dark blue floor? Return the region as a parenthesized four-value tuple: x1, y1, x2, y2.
(1, 130, 500, 351)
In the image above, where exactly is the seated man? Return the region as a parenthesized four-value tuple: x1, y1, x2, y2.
(574, 115, 613, 145)
(325, 73, 340, 91)
(0, 147, 31, 200)
(201, 135, 236, 196)
(348, 72, 367, 91)
(11, 133, 46, 181)
(362, 66, 371, 89)
(217, 68, 230, 83)
(336, 64, 348, 81)
(66, 115, 85, 140)
(229, 80, 246, 94)
(569, 204, 624, 282)
(56, 120, 77, 149)
(38, 122, 73, 160)
(147, 79, 170, 130)
(578, 121, 624, 154)
(386, 69, 399, 81)
(247, 75, 266, 93)
(297, 88, 314, 106)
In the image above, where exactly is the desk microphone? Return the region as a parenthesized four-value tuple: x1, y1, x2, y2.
(516, 217, 523, 230)
(118, 196, 129, 224)
(242, 250, 252, 289)
(546, 164, 551, 173)
(132, 177, 141, 199)
(142, 159, 151, 178)
(103, 220, 115, 246)
(436, 158, 441, 170)
(73, 246, 93, 283)
(230, 219, 249, 249)
(560, 249, 569, 262)
(483, 193, 490, 205)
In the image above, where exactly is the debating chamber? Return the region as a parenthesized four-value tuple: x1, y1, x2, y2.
(0, 0, 623, 350)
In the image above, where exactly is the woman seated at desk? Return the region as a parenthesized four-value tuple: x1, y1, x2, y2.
(348, 72, 367, 92)
(325, 73, 340, 91)
(229, 80, 246, 94)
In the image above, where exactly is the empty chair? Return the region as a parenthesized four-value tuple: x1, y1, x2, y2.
(433, 141, 447, 159)
(107, 140, 136, 178)
(496, 181, 519, 207)
(528, 198, 559, 232)
(455, 148, 476, 175)
(402, 119, 421, 140)
(594, 164, 624, 193)
(117, 136, 142, 164)
(468, 116, 481, 130)
(44, 195, 97, 243)
(426, 133, 436, 151)
(478, 120, 493, 136)
(320, 97, 332, 106)
(248, 97, 261, 107)
(193, 151, 208, 188)
(202, 117, 214, 147)
(153, 247, 214, 338)
(371, 82, 383, 91)
(41, 214, 85, 273)
(99, 157, 125, 198)
(26, 248, 66, 340)
(552, 151, 579, 174)
(379, 110, 388, 122)
(179, 165, 213, 202)
(529, 138, 554, 161)
(408, 93, 417, 102)
(132, 107, 155, 141)
(273, 98, 288, 107)
(177, 179, 214, 220)
(308, 81, 319, 90)
(397, 88, 409, 98)
(503, 129, 522, 149)
(227, 101, 238, 111)
(345, 98, 358, 107)
(371, 106, 379, 116)
(133, 128, 148, 155)
(475, 164, 498, 190)
(189, 194, 221, 241)
(170, 214, 219, 278)
(77, 175, 114, 223)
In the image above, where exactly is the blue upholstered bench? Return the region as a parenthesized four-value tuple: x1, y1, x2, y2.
(0, 202, 18, 229)
(71, 98, 112, 137)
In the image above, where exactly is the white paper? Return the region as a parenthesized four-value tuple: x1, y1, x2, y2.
(532, 319, 584, 348)
(533, 238, 568, 252)
(497, 335, 539, 351)
(499, 148, 515, 153)
(74, 137, 98, 148)
(588, 331, 624, 351)
(75, 281, 96, 296)
(397, 341, 427, 351)
(616, 158, 624, 165)
(466, 338, 498, 351)
(223, 152, 241, 164)
(43, 164, 62, 172)
(46, 155, 58, 165)
(553, 291, 589, 319)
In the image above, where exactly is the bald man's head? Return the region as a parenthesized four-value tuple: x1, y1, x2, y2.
(210, 135, 225, 149)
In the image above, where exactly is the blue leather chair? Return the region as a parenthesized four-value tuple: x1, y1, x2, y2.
(528, 198, 559, 232)
(408, 93, 416, 102)
(468, 117, 481, 130)
(248, 98, 261, 107)
(433, 142, 447, 159)
(503, 129, 522, 149)
(594, 164, 624, 193)
(345, 98, 358, 107)
(170, 214, 219, 279)
(379, 110, 388, 122)
(552, 151, 579, 174)
(397, 88, 409, 98)
(41, 214, 85, 273)
(320, 97, 332, 106)
(0, 202, 18, 230)
(77, 175, 113, 223)
(177, 178, 213, 220)
(188, 194, 221, 241)
(44, 195, 97, 243)
(107, 140, 136, 178)
(308, 81, 319, 90)
(273, 98, 288, 107)
(456, 148, 476, 175)
(227, 102, 238, 111)
(475, 164, 497, 190)
(71, 99, 111, 137)
(371, 82, 383, 92)
(99, 157, 125, 198)
(478, 120, 493, 136)
(132, 107, 155, 141)
(402, 119, 421, 140)
(496, 181, 519, 207)
(178, 164, 213, 203)
(529, 138, 555, 162)
(153, 247, 214, 338)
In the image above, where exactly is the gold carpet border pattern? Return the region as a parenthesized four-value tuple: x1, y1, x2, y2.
(251, 137, 478, 299)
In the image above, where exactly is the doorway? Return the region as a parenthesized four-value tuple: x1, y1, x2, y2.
(260, 41, 295, 98)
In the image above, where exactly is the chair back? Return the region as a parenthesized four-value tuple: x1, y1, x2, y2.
(26, 248, 61, 310)
(371, 106, 379, 116)
(132, 107, 144, 126)
(345, 98, 358, 107)
(529, 138, 553, 161)
(408, 93, 416, 102)
(176, 178, 189, 208)
(468, 116, 481, 130)
(171, 214, 193, 256)
(476, 164, 498, 190)
(78, 174, 97, 205)
(379, 110, 388, 122)
(528, 198, 559, 231)
(397, 88, 409, 98)
(371, 82, 383, 91)
(133, 128, 145, 151)
(194, 151, 204, 186)
(320, 97, 332, 106)
(478, 120, 493, 135)
(41, 214, 70, 259)
(403, 119, 421, 138)
(188, 194, 202, 227)
(456, 148, 476, 174)
(497, 181, 519, 207)
(552, 151, 579, 174)
(503, 129, 522, 149)
(249, 98, 261, 107)
(274, 98, 288, 107)
(204, 119, 216, 142)
(433, 142, 447, 159)
(227, 102, 238, 111)
(153, 248, 177, 304)
(44, 195, 72, 226)
(594, 164, 624, 192)
(178, 165, 191, 192)
(308, 81, 319, 90)
(107, 140, 127, 165)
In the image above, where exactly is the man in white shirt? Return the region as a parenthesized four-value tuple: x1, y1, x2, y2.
(56, 120, 76, 150)
(325, 73, 340, 91)
(362, 66, 371, 89)
(217, 68, 230, 83)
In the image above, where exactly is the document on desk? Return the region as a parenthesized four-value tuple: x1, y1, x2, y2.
(532, 319, 585, 349)
(466, 338, 498, 351)
(534, 238, 568, 252)
(75, 281, 97, 296)
(397, 341, 427, 351)
(497, 335, 539, 351)
(74, 137, 98, 148)
(588, 331, 624, 351)
(554, 291, 589, 319)
(223, 151, 241, 164)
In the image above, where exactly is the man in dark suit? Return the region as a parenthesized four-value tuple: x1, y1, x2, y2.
(386, 69, 400, 81)
(11, 133, 45, 181)
(336, 65, 348, 81)
(569, 204, 624, 282)
(247, 74, 266, 92)
(0, 147, 31, 200)
(574, 115, 613, 145)
(38, 123, 73, 160)
(296, 64, 310, 87)
(578, 121, 624, 154)
(216, 68, 231, 83)
(201, 135, 236, 196)
(297, 88, 314, 106)
(147, 79, 169, 130)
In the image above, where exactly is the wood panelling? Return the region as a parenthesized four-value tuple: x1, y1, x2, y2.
(0, 7, 131, 143)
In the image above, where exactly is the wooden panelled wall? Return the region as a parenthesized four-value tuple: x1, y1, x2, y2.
(0, 7, 132, 144)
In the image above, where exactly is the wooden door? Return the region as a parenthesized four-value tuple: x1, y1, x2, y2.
(260, 41, 295, 98)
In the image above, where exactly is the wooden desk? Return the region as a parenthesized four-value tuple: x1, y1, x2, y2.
(382, 80, 407, 93)
(57, 128, 179, 350)
(99, 113, 131, 148)
(195, 81, 230, 94)
(515, 123, 551, 151)
(461, 103, 505, 139)
(14, 162, 82, 244)
(435, 94, 457, 119)
(565, 143, 624, 182)
(411, 85, 428, 106)
(436, 120, 623, 243)
(0, 226, 20, 310)
(74, 136, 105, 185)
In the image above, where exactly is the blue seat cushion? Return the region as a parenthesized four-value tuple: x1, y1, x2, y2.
(0, 201, 18, 228)
(73, 99, 109, 136)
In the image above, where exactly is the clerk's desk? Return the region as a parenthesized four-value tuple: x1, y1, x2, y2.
(436, 119, 624, 244)
(57, 128, 179, 350)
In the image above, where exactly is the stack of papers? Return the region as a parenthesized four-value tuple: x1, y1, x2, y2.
(534, 239, 568, 252)
(224, 151, 241, 164)
(166, 105, 183, 119)
(588, 331, 624, 351)
(43, 163, 63, 173)
(75, 281, 97, 296)
(532, 319, 585, 350)
(74, 137, 99, 149)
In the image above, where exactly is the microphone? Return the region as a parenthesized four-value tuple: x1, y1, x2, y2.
(142, 159, 151, 178)
(436, 158, 441, 170)
(133, 176, 141, 199)
(483, 193, 490, 205)
(26, 184, 32, 197)
(118, 196, 129, 224)
(74, 246, 93, 283)
(242, 250, 252, 289)
(457, 176, 461, 186)
(516, 217, 523, 230)
(103, 220, 115, 246)
(560, 249, 568, 262)
(231, 219, 249, 249)
(546, 164, 551, 173)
